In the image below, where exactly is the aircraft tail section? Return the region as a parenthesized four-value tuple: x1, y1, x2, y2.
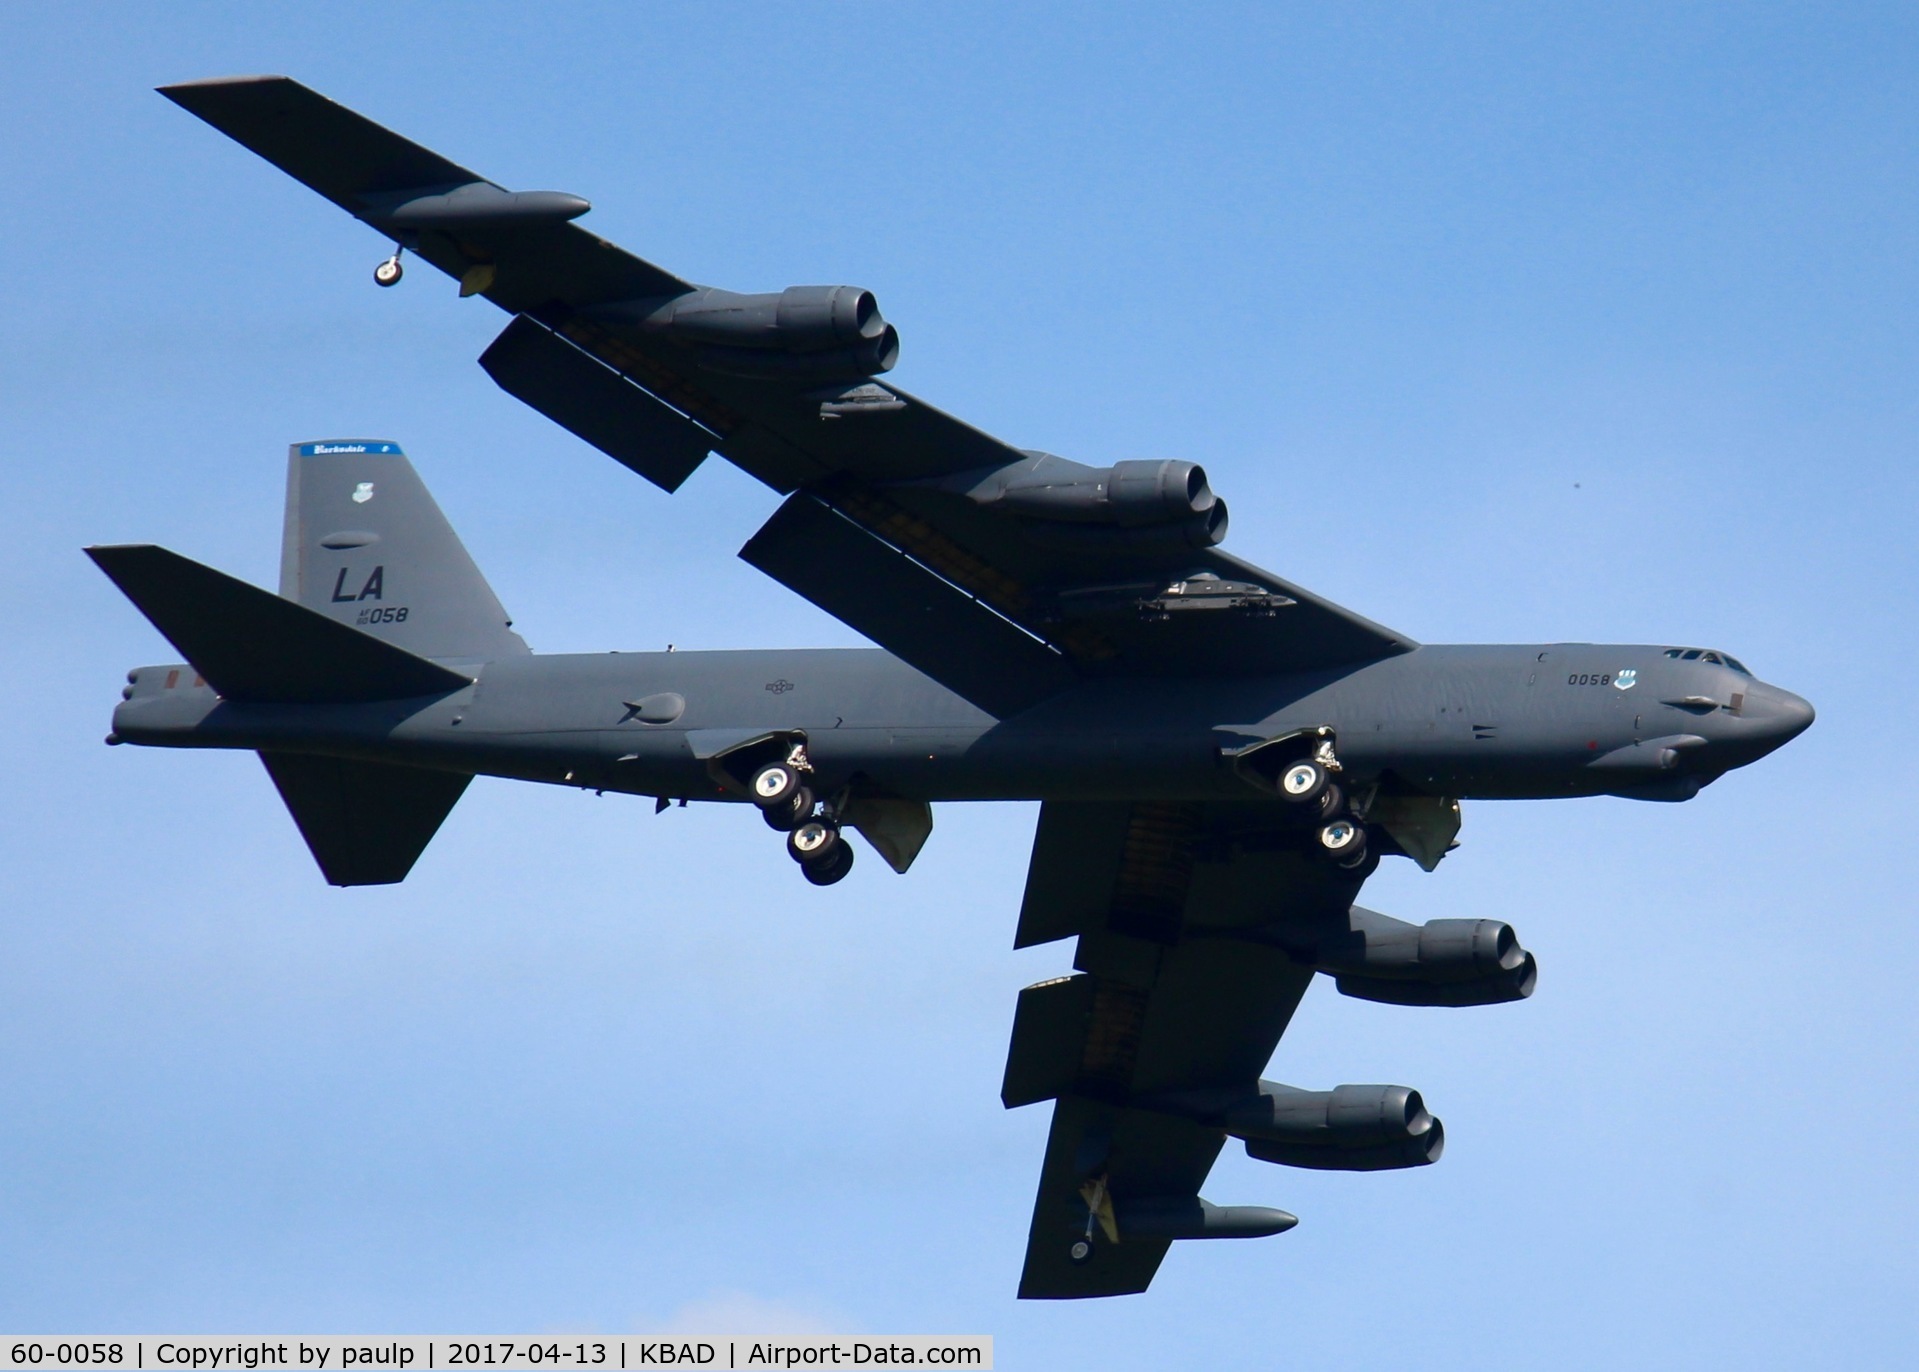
(260, 753, 470, 886)
(281, 440, 529, 662)
(90, 440, 509, 887)
(87, 541, 476, 886)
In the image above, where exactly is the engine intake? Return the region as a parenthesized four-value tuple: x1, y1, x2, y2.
(1315, 908, 1537, 1008)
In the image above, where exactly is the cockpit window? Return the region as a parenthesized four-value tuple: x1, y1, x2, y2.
(1663, 647, 1753, 675)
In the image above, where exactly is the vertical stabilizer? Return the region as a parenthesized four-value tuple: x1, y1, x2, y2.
(281, 440, 529, 661)
(260, 753, 471, 886)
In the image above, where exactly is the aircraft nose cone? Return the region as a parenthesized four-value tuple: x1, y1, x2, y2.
(1745, 682, 1815, 749)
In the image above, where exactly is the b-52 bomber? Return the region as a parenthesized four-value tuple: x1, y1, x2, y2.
(92, 77, 1814, 1298)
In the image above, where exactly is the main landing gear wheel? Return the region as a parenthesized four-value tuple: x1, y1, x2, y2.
(1279, 759, 1330, 805)
(1317, 816, 1372, 873)
(1314, 781, 1346, 820)
(800, 840, 854, 886)
(751, 761, 803, 807)
(374, 253, 404, 287)
(761, 786, 814, 831)
(787, 818, 842, 864)
(1068, 1237, 1094, 1265)
(1338, 845, 1381, 879)
(1317, 816, 1366, 859)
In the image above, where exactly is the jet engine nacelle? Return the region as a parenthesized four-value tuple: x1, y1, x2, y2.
(603, 285, 900, 378)
(1316, 908, 1538, 1008)
(994, 458, 1218, 526)
(937, 453, 1228, 548)
(1231, 1082, 1444, 1172)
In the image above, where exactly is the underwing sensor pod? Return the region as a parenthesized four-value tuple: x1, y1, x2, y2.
(595, 285, 900, 380)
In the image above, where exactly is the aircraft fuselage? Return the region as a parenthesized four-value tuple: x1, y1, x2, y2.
(108, 640, 1812, 806)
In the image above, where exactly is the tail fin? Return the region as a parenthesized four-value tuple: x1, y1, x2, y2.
(87, 543, 471, 703)
(260, 753, 470, 886)
(281, 440, 528, 661)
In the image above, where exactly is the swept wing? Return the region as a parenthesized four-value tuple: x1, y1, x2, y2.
(1004, 801, 1379, 1296)
(161, 76, 1414, 718)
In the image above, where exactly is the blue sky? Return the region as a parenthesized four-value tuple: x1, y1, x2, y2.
(2, 3, 1915, 1365)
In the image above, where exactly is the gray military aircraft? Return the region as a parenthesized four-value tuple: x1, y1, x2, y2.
(93, 76, 1814, 1299)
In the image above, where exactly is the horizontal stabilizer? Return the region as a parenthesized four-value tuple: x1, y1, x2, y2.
(261, 753, 469, 886)
(741, 493, 1077, 718)
(87, 544, 471, 703)
(479, 316, 713, 492)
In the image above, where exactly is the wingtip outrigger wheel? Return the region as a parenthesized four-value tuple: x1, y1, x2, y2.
(1070, 1173, 1114, 1263)
(374, 248, 404, 287)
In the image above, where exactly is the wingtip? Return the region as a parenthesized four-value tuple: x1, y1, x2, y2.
(84, 544, 167, 578)
(156, 75, 295, 106)
(158, 74, 291, 91)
